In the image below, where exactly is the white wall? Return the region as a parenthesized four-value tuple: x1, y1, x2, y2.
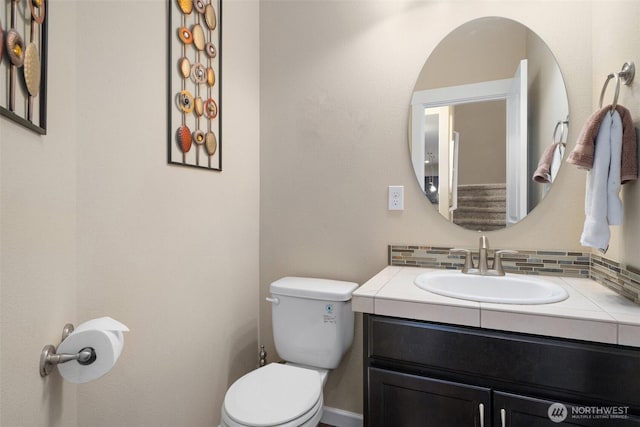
(1, 1, 260, 426)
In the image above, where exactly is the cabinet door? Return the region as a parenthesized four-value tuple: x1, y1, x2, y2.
(368, 368, 490, 427)
(494, 391, 640, 426)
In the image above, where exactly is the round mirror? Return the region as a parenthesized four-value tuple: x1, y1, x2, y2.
(410, 17, 569, 231)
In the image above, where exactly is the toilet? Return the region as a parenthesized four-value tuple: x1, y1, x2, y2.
(220, 277, 358, 427)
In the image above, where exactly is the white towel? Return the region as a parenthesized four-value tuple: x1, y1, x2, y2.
(607, 112, 623, 224)
(580, 110, 623, 252)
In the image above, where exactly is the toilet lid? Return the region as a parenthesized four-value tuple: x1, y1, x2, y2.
(223, 363, 322, 427)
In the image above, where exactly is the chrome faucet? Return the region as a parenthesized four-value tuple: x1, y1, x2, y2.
(450, 235, 516, 276)
(478, 235, 489, 274)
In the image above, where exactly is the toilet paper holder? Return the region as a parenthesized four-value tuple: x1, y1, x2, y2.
(40, 323, 97, 377)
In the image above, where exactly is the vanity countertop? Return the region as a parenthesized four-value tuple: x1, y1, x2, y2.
(353, 266, 640, 347)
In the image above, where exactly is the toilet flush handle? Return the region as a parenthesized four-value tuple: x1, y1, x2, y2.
(265, 297, 280, 305)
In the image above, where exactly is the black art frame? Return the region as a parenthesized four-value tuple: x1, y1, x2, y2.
(167, 0, 222, 171)
(0, 0, 48, 134)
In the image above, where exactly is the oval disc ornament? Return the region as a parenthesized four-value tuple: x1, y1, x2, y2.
(177, 125, 193, 153)
(24, 43, 41, 96)
(177, 0, 193, 15)
(205, 131, 217, 155)
(204, 4, 217, 30)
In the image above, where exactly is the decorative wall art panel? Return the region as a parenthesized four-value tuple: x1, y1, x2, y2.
(0, 0, 48, 134)
(168, 0, 221, 171)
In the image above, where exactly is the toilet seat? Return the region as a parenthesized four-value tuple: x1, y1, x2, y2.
(222, 363, 323, 427)
(221, 395, 322, 427)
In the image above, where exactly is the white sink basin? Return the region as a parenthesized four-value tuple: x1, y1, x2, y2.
(414, 270, 569, 304)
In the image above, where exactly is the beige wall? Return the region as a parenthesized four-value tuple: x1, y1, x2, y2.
(414, 16, 527, 90)
(1, 0, 639, 425)
(455, 101, 506, 185)
(1, 1, 260, 426)
(591, 2, 640, 265)
(260, 0, 637, 415)
(1, 2, 79, 425)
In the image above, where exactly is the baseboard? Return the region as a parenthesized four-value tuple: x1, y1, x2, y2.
(321, 406, 363, 427)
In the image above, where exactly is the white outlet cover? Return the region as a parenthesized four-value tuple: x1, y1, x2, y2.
(388, 185, 404, 210)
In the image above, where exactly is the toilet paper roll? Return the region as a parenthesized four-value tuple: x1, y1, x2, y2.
(57, 317, 129, 384)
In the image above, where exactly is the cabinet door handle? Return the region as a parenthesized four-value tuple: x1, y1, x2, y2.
(478, 403, 484, 427)
(500, 408, 506, 427)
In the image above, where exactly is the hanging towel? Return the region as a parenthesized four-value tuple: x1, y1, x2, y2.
(619, 106, 638, 183)
(550, 143, 564, 183)
(567, 105, 609, 168)
(532, 142, 561, 184)
(567, 104, 638, 183)
(580, 110, 623, 253)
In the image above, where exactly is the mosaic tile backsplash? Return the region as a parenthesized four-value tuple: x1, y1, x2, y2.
(389, 245, 640, 304)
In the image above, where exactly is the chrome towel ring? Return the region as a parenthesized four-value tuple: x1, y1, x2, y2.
(553, 117, 569, 144)
(599, 62, 635, 110)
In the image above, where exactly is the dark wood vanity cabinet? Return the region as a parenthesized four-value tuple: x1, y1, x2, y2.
(369, 368, 491, 425)
(363, 314, 640, 426)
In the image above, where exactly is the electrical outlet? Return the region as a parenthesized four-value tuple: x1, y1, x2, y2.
(388, 186, 404, 210)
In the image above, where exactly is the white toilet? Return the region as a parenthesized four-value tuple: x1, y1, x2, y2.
(220, 277, 358, 427)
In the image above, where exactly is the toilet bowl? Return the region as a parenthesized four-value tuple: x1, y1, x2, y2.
(220, 363, 327, 427)
(221, 277, 358, 427)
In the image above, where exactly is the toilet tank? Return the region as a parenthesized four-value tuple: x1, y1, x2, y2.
(269, 277, 359, 369)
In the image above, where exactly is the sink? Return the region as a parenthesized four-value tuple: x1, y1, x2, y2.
(414, 270, 569, 304)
